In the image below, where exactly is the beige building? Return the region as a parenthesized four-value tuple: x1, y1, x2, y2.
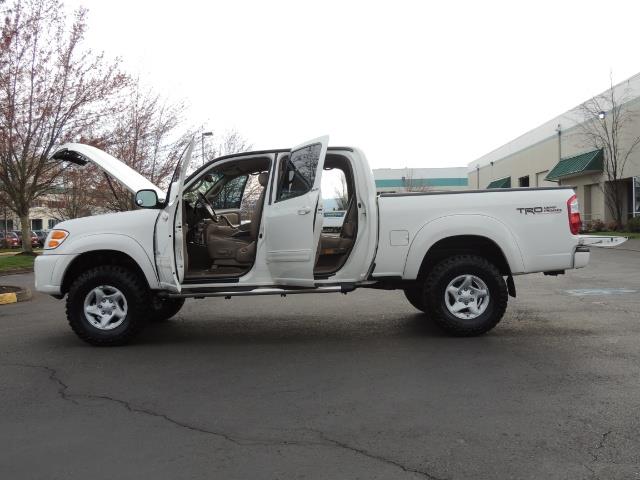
(1, 193, 64, 233)
(468, 73, 640, 224)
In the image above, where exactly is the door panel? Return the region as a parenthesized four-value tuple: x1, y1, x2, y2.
(155, 140, 195, 291)
(264, 136, 329, 286)
(216, 209, 241, 226)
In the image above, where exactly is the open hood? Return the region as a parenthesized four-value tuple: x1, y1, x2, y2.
(51, 143, 165, 200)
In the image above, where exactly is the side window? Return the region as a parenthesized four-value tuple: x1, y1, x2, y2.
(211, 175, 247, 209)
(276, 143, 321, 201)
(240, 174, 265, 221)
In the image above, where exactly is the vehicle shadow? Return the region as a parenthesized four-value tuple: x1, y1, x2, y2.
(23, 312, 455, 352)
(136, 312, 450, 347)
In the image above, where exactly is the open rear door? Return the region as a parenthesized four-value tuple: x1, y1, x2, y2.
(154, 140, 195, 291)
(264, 136, 329, 287)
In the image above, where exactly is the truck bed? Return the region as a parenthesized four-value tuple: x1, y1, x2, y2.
(372, 186, 580, 279)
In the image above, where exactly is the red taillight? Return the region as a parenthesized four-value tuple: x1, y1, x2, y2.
(567, 194, 581, 235)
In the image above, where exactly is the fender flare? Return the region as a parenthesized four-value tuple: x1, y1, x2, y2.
(403, 214, 525, 279)
(55, 233, 160, 290)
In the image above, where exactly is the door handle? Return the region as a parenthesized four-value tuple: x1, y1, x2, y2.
(298, 207, 311, 215)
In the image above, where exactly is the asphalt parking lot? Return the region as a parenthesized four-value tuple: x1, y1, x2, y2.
(1, 243, 640, 480)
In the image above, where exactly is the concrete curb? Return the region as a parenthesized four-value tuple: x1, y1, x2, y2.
(0, 268, 34, 276)
(0, 286, 32, 304)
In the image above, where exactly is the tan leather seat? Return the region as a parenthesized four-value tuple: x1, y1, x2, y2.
(206, 172, 268, 266)
(314, 197, 358, 274)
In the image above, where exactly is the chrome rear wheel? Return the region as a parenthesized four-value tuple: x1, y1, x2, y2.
(444, 274, 490, 320)
(424, 254, 508, 337)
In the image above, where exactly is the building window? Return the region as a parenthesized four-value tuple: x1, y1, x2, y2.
(48, 219, 57, 230)
(518, 175, 530, 187)
(0, 220, 13, 231)
(31, 219, 43, 230)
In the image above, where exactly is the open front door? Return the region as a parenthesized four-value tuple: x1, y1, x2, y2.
(264, 136, 329, 286)
(155, 141, 195, 292)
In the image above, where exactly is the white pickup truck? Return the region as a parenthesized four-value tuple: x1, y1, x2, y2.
(35, 136, 605, 345)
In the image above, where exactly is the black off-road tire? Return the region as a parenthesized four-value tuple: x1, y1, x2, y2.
(66, 265, 151, 346)
(403, 286, 427, 312)
(423, 254, 508, 337)
(149, 296, 185, 323)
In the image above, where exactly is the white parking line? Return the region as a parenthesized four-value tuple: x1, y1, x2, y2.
(565, 288, 638, 296)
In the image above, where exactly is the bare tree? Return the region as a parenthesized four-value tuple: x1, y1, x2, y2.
(218, 129, 251, 157)
(51, 164, 98, 221)
(333, 174, 349, 210)
(94, 79, 195, 212)
(238, 174, 264, 221)
(0, 0, 127, 252)
(403, 168, 430, 192)
(201, 129, 252, 166)
(574, 76, 640, 228)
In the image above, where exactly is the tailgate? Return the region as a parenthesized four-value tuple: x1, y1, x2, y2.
(578, 235, 628, 248)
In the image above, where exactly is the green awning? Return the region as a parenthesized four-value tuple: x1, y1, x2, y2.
(487, 176, 511, 189)
(546, 149, 603, 181)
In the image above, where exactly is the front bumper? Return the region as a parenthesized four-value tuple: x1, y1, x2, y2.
(34, 253, 78, 296)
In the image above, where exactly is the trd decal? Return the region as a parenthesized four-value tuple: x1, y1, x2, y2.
(516, 206, 562, 215)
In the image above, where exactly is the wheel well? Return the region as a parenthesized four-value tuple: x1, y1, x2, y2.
(61, 250, 149, 295)
(418, 235, 511, 278)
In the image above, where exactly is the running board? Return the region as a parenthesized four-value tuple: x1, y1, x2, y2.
(166, 284, 355, 299)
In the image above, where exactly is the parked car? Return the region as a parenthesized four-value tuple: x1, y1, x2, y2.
(13, 230, 39, 248)
(0, 231, 21, 248)
(33, 230, 48, 247)
(35, 137, 626, 346)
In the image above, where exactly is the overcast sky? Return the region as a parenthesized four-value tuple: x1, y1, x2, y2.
(66, 0, 640, 169)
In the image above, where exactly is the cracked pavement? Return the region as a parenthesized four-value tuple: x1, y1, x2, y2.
(1, 243, 640, 479)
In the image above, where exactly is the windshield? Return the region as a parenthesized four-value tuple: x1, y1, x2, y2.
(184, 172, 224, 202)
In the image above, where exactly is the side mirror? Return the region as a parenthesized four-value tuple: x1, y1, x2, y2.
(135, 189, 159, 208)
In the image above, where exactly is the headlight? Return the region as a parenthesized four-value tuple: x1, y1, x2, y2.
(45, 230, 69, 249)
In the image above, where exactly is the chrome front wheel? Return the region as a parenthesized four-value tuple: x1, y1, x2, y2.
(67, 266, 151, 346)
(83, 285, 128, 330)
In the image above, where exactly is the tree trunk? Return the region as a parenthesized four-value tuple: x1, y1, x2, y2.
(605, 181, 625, 229)
(19, 213, 33, 253)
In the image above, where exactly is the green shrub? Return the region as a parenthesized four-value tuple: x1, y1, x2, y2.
(627, 217, 640, 233)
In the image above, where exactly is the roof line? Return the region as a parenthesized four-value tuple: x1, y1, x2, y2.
(468, 71, 640, 171)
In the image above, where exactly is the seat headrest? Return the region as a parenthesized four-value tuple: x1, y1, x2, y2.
(258, 172, 269, 187)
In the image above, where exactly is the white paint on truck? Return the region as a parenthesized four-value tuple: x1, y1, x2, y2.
(34, 137, 625, 345)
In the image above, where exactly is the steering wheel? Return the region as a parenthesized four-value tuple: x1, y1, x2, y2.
(197, 192, 235, 228)
(197, 192, 218, 222)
